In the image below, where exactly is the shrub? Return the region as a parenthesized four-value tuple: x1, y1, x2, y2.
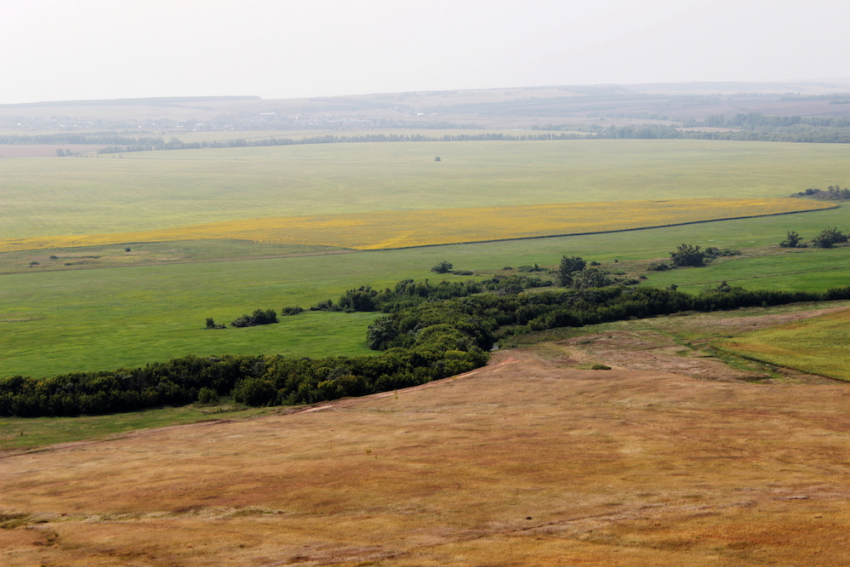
(670, 244, 705, 267)
(231, 309, 278, 327)
(780, 231, 804, 248)
(197, 387, 219, 404)
(431, 261, 453, 274)
(812, 227, 848, 249)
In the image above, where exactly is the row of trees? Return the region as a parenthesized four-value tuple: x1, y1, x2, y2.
(7, 275, 850, 418)
(794, 186, 850, 201)
(781, 228, 848, 249)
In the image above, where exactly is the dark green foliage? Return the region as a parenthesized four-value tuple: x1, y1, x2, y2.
(310, 299, 341, 312)
(337, 275, 551, 315)
(338, 286, 378, 312)
(670, 244, 706, 267)
(569, 268, 613, 290)
(7, 281, 850, 419)
(794, 186, 850, 200)
(197, 387, 219, 404)
(557, 256, 587, 286)
(647, 262, 672, 271)
(231, 309, 278, 327)
(704, 247, 741, 258)
(780, 231, 804, 248)
(205, 318, 225, 330)
(431, 261, 453, 274)
(811, 227, 848, 248)
(281, 306, 304, 316)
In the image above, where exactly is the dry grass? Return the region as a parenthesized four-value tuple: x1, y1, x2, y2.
(3, 317, 850, 565)
(0, 197, 832, 253)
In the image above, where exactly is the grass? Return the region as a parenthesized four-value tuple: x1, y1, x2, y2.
(3, 139, 850, 240)
(4, 342, 850, 565)
(640, 243, 850, 292)
(0, 404, 273, 451)
(4, 138, 850, 380)
(5, 205, 850, 380)
(716, 308, 850, 381)
(1, 197, 830, 252)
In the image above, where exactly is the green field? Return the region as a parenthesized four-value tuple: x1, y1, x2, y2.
(3, 139, 850, 239)
(4, 205, 850, 379)
(716, 308, 850, 381)
(0, 404, 274, 451)
(4, 139, 850, 380)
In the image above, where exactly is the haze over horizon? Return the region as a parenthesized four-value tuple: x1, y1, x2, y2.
(2, 0, 849, 106)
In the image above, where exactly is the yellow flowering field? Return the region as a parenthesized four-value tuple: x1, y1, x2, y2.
(715, 307, 850, 382)
(0, 198, 834, 253)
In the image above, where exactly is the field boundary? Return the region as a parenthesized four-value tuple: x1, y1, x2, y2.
(0, 199, 836, 254)
(371, 203, 839, 251)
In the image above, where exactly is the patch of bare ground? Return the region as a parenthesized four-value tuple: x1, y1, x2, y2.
(3, 309, 850, 566)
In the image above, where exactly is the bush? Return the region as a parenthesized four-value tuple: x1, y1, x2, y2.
(780, 231, 804, 248)
(231, 309, 278, 327)
(431, 261, 453, 274)
(812, 227, 848, 248)
(197, 387, 219, 405)
(205, 318, 226, 330)
(670, 244, 705, 267)
(281, 306, 304, 316)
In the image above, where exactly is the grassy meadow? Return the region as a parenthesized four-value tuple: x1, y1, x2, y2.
(4, 205, 850, 380)
(3, 139, 850, 381)
(3, 139, 850, 239)
(716, 308, 850, 381)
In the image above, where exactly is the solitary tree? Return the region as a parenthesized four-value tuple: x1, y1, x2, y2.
(670, 244, 705, 267)
(431, 261, 453, 274)
(780, 231, 803, 248)
(557, 256, 586, 286)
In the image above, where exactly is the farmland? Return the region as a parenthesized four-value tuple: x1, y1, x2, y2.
(3, 139, 850, 380)
(4, 88, 850, 566)
(3, 140, 850, 240)
(1, 198, 832, 253)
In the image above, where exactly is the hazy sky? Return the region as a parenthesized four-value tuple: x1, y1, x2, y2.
(2, 0, 849, 104)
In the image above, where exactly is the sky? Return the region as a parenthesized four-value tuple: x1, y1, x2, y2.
(1, 0, 849, 105)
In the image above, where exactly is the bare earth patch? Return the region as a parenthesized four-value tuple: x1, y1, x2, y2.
(2, 310, 850, 565)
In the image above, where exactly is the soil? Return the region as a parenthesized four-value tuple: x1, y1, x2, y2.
(2, 307, 850, 566)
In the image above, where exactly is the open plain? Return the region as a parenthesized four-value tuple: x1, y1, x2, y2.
(3, 307, 850, 566)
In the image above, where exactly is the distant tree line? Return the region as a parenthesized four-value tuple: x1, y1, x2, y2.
(7, 279, 850, 418)
(793, 186, 850, 201)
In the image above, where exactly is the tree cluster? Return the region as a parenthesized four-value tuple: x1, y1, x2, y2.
(231, 309, 278, 328)
(780, 228, 848, 249)
(7, 282, 850, 418)
(793, 186, 850, 201)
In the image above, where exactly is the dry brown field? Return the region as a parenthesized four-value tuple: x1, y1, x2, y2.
(3, 309, 850, 566)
